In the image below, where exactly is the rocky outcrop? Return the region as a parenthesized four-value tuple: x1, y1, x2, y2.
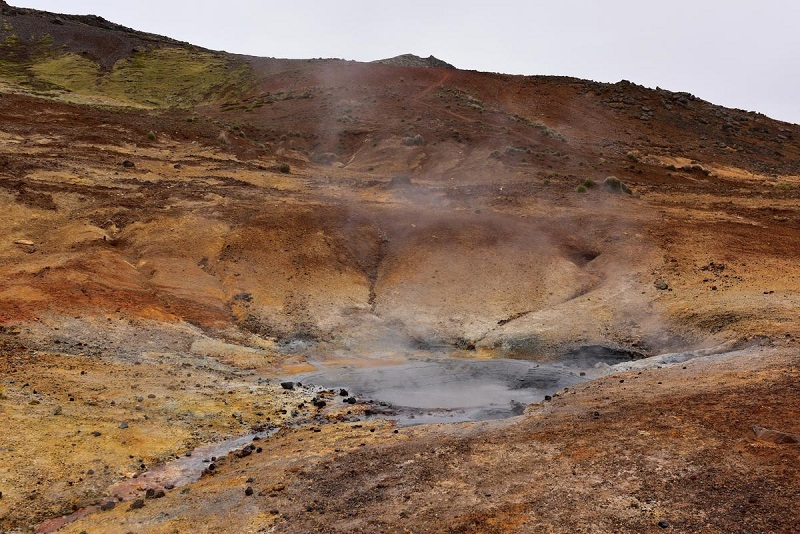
(373, 54, 456, 69)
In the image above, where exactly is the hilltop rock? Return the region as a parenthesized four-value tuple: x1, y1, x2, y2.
(373, 54, 456, 69)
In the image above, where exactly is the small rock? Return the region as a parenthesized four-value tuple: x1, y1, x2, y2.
(339, 389, 349, 397)
(344, 397, 357, 404)
(121, 160, 135, 168)
(752, 425, 799, 444)
(280, 382, 294, 390)
(119, 421, 129, 429)
(52, 405, 62, 416)
(91, 431, 102, 437)
(129, 499, 145, 510)
(654, 279, 669, 291)
(658, 520, 670, 529)
(245, 486, 254, 496)
(544, 395, 552, 401)
(100, 500, 116, 511)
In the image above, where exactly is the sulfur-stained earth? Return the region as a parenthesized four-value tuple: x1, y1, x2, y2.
(0, 3, 798, 532)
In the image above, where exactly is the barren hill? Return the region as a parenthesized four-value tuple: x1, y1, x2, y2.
(0, 3, 797, 533)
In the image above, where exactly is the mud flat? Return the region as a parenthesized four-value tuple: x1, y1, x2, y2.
(287, 345, 646, 425)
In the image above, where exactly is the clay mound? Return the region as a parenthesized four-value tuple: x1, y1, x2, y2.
(373, 53, 456, 69)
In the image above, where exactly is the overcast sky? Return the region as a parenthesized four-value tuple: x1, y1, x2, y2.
(12, 1, 800, 124)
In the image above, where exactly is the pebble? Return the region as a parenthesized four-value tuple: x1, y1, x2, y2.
(52, 405, 62, 416)
(119, 421, 129, 429)
(658, 520, 670, 528)
(280, 382, 294, 390)
(245, 486, 254, 496)
(129, 499, 145, 510)
(99, 500, 116, 511)
(91, 431, 102, 437)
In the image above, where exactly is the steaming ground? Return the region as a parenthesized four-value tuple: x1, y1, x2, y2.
(288, 346, 648, 425)
(0, 4, 798, 532)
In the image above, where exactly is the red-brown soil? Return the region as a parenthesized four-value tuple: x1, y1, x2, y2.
(0, 3, 798, 533)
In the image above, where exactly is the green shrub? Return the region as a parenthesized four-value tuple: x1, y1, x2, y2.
(147, 131, 156, 141)
(576, 185, 587, 193)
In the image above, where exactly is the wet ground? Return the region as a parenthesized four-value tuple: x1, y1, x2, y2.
(288, 346, 642, 425)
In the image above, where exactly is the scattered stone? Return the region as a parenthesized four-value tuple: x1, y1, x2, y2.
(121, 160, 135, 168)
(245, 486, 254, 496)
(658, 520, 670, 528)
(654, 279, 669, 291)
(119, 421, 129, 429)
(100, 500, 116, 511)
(344, 397, 357, 404)
(752, 426, 799, 444)
(312, 398, 326, 409)
(147, 394, 156, 399)
(544, 395, 552, 401)
(280, 382, 295, 390)
(52, 405, 62, 416)
(91, 431, 102, 437)
(129, 499, 145, 510)
(13, 239, 36, 253)
(339, 389, 349, 397)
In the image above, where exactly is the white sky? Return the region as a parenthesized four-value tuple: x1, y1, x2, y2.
(11, 1, 800, 124)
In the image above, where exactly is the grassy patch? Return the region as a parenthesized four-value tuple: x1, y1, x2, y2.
(12, 44, 253, 108)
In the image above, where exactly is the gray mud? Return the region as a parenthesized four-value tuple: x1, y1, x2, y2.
(290, 355, 612, 425)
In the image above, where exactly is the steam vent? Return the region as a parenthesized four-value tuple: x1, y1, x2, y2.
(0, 2, 797, 533)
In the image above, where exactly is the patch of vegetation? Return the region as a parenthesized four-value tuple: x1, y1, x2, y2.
(16, 45, 253, 108)
(626, 150, 642, 162)
(269, 163, 291, 174)
(576, 185, 588, 193)
(602, 176, 633, 194)
(403, 134, 424, 146)
(582, 178, 596, 188)
(512, 114, 567, 142)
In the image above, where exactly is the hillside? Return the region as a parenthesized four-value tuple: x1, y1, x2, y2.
(0, 3, 797, 533)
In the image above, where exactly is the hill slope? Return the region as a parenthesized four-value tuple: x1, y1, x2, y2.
(0, 3, 797, 533)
